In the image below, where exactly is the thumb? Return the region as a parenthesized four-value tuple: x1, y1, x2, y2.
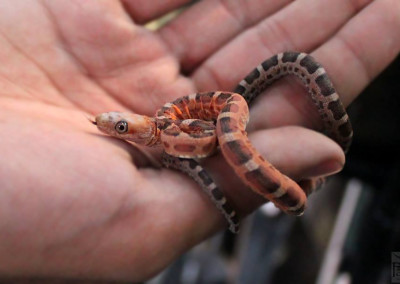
(204, 126, 345, 215)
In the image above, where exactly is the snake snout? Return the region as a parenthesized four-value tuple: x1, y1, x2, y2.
(92, 112, 119, 135)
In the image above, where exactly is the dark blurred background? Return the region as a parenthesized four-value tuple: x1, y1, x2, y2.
(147, 55, 400, 284)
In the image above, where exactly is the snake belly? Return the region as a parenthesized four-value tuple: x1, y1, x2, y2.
(157, 52, 353, 226)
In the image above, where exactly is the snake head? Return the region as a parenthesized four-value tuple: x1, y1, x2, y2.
(93, 112, 159, 146)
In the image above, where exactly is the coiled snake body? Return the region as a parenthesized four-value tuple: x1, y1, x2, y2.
(93, 52, 353, 233)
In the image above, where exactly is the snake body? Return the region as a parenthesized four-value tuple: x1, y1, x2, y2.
(93, 52, 353, 233)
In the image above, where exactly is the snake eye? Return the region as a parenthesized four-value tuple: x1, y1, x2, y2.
(115, 121, 128, 134)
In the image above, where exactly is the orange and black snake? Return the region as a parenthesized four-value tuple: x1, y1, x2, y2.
(92, 52, 353, 233)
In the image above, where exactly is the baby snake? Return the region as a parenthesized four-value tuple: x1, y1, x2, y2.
(92, 52, 353, 233)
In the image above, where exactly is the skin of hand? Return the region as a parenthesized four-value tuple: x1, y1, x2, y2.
(0, 0, 398, 281)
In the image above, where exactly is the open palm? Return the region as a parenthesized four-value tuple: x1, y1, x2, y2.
(0, 0, 398, 281)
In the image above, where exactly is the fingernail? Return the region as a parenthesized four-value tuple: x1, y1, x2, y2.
(308, 160, 344, 177)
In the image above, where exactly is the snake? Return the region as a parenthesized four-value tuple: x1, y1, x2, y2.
(92, 52, 353, 233)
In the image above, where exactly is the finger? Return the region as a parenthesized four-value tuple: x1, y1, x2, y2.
(252, 0, 400, 130)
(201, 126, 345, 215)
(122, 0, 190, 24)
(159, 0, 293, 71)
(191, 0, 372, 89)
(250, 127, 345, 179)
(193, 0, 400, 130)
(162, 0, 372, 73)
(313, 0, 400, 106)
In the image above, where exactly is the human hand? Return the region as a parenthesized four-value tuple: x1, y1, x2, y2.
(0, 0, 398, 281)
